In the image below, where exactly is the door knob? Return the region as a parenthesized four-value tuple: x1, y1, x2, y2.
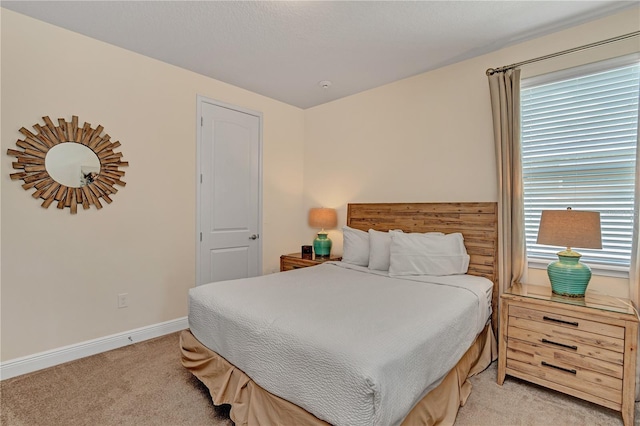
(249, 234, 258, 240)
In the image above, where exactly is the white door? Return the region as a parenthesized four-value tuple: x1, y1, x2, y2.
(197, 98, 262, 286)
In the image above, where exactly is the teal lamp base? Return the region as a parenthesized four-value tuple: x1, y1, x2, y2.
(313, 232, 332, 257)
(547, 250, 592, 297)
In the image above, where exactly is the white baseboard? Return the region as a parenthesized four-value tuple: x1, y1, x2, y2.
(0, 317, 188, 380)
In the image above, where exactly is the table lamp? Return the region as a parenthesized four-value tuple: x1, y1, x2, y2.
(308, 208, 337, 257)
(536, 207, 602, 297)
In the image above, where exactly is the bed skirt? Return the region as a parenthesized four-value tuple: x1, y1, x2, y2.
(180, 324, 497, 426)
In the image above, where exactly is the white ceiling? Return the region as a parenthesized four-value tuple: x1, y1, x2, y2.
(2, 1, 637, 109)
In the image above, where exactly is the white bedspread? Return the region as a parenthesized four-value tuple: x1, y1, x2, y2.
(188, 262, 492, 426)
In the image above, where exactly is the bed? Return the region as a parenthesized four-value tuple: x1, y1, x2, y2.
(181, 202, 499, 425)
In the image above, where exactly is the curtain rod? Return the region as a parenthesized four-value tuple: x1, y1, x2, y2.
(486, 31, 640, 76)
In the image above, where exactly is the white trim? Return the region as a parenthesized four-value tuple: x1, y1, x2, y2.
(196, 95, 203, 287)
(0, 317, 188, 381)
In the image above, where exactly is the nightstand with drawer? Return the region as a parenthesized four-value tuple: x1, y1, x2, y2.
(498, 283, 638, 426)
(279, 253, 342, 272)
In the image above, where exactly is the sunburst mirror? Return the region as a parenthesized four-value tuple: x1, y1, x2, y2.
(7, 115, 128, 214)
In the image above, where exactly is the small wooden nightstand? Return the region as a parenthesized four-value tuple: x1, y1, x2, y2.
(498, 283, 638, 426)
(279, 253, 342, 272)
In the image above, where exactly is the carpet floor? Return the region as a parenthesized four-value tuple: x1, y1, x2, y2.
(1, 331, 637, 425)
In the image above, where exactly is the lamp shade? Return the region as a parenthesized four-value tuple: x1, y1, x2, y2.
(536, 209, 602, 249)
(308, 208, 337, 230)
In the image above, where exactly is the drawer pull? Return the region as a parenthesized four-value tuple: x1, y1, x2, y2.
(292, 265, 302, 269)
(541, 338, 578, 351)
(541, 361, 576, 375)
(543, 316, 579, 327)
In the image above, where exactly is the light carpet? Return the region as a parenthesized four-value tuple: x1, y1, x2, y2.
(1, 332, 637, 425)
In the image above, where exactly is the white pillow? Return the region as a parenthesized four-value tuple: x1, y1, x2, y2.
(388, 232, 470, 276)
(366, 229, 406, 271)
(341, 226, 369, 266)
(368, 230, 444, 271)
(368, 229, 395, 271)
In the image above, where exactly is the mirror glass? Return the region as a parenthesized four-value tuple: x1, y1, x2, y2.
(45, 142, 100, 188)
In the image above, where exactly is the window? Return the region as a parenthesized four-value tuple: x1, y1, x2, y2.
(521, 56, 639, 273)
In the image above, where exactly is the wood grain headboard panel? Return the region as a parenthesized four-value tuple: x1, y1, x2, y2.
(347, 202, 499, 334)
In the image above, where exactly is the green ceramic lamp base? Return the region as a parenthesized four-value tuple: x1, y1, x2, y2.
(313, 232, 332, 257)
(547, 251, 592, 298)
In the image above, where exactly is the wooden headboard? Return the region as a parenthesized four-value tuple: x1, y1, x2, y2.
(347, 202, 499, 334)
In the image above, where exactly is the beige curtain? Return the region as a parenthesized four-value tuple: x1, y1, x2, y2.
(632, 93, 640, 401)
(488, 69, 526, 295)
(630, 91, 640, 308)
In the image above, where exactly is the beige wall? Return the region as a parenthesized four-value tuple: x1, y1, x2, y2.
(303, 7, 639, 298)
(2, 7, 638, 362)
(1, 9, 306, 360)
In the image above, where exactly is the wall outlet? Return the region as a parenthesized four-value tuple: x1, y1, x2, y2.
(117, 293, 129, 309)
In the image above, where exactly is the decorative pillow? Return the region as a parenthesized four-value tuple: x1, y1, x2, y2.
(388, 232, 470, 276)
(366, 229, 408, 271)
(341, 226, 369, 266)
(368, 230, 445, 271)
(368, 229, 395, 271)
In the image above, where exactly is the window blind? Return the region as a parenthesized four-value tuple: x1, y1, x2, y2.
(521, 61, 639, 268)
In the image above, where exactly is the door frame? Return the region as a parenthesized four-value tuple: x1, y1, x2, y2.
(195, 95, 263, 286)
